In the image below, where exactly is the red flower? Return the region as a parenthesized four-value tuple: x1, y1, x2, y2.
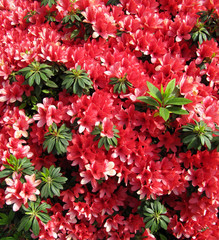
(100, 117, 114, 138)
(157, 131, 182, 152)
(5, 173, 40, 211)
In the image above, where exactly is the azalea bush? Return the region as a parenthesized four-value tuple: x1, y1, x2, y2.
(0, 0, 219, 239)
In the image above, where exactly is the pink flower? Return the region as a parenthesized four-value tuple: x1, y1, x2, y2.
(5, 172, 24, 211)
(100, 117, 114, 138)
(33, 98, 61, 127)
(20, 174, 41, 204)
(5, 173, 40, 211)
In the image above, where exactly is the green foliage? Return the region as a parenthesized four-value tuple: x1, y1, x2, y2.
(109, 73, 133, 94)
(138, 199, 170, 235)
(191, 9, 219, 44)
(62, 10, 82, 28)
(137, 79, 192, 121)
(106, 0, 121, 6)
(0, 209, 28, 240)
(43, 123, 72, 155)
(181, 120, 219, 150)
(0, 155, 35, 179)
(18, 61, 56, 88)
(41, 0, 57, 8)
(91, 124, 120, 151)
(18, 200, 51, 236)
(38, 165, 68, 198)
(23, 10, 37, 23)
(45, 11, 57, 22)
(0, 210, 15, 227)
(61, 65, 93, 97)
(60, 9, 93, 40)
(15, 62, 68, 117)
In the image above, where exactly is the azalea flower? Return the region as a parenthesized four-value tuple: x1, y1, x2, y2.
(100, 117, 114, 138)
(20, 174, 41, 205)
(5, 172, 25, 211)
(5, 172, 40, 211)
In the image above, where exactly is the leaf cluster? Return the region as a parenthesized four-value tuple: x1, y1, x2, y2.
(23, 10, 37, 23)
(43, 123, 72, 155)
(106, 0, 121, 6)
(181, 120, 219, 151)
(109, 73, 133, 94)
(61, 65, 93, 97)
(18, 61, 56, 88)
(137, 79, 192, 121)
(61, 9, 93, 40)
(0, 210, 15, 227)
(191, 9, 219, 44)
(18, 200, 51, 236)
(91, 124, 120, 151)
(41, 0, 57, 8)
(62, 10, 81, 29)
(38, 165, 68, 198)
(0, 155, 35, 179)
(45, 11, 57, 23)
(0, 209, 26, 240)
(139, 199, 170, 236)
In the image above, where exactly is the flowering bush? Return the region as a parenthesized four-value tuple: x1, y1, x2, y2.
(0, 0, 219, 239)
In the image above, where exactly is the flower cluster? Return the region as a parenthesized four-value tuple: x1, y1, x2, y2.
(0, 0, 218, 239)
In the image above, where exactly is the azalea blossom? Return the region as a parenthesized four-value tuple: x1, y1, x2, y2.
(5, 173, 40, 211)
(100, 117, 114, 138)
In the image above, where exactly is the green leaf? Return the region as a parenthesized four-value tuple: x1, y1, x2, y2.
(160, 215, 170, 223)
(106, 0, 120, 5)
(32, 218, 40, 236)
(159, 107, 170, 121)
(164, 78, 175, 98)
(41, 184, 48, 198)
(24, 217, 33, 231)
(37, 202, 51, 212)
(202, 135, 211, 149)
(45, 80, 58, 88)
(41, 0, 56, 8)
(182, 134, 197, 144)
(165, 97, 192, 105)
(145, 208, 154, 214)
(71, 29, 80, 39)
(18, 67, 32, 73)
(41, 68, 54, 77)
(35, 73, 41, 85)
(151, 220, 158, 233)
(160, 219, 168, 230)
(98, 137, 104, 148)
(137, 96, 159, 107)
(51, 184, 60, 196)
(192, 31, 199, 41)
(187, 137, 199, 149)
(167, 106, 189, 115)
(111, 137, 118, 146)
(147, 81, 162, 103)
(39, 72, 49, 82)
(37, 212, 51, 224)
(0, 213, 8, 225)
(121, 83, 127, 93)
(0, 237, 16, 240)
(0, 169, 13, 178)
(18, 216, 31, 232)
(145, 219, 154, 229)
(28, 74, 36, 86)
(199, 33, 203, 44)
(47, 139, 55, 153)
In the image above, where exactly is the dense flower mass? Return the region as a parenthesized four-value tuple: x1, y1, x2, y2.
(0, 0, 218, 239)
